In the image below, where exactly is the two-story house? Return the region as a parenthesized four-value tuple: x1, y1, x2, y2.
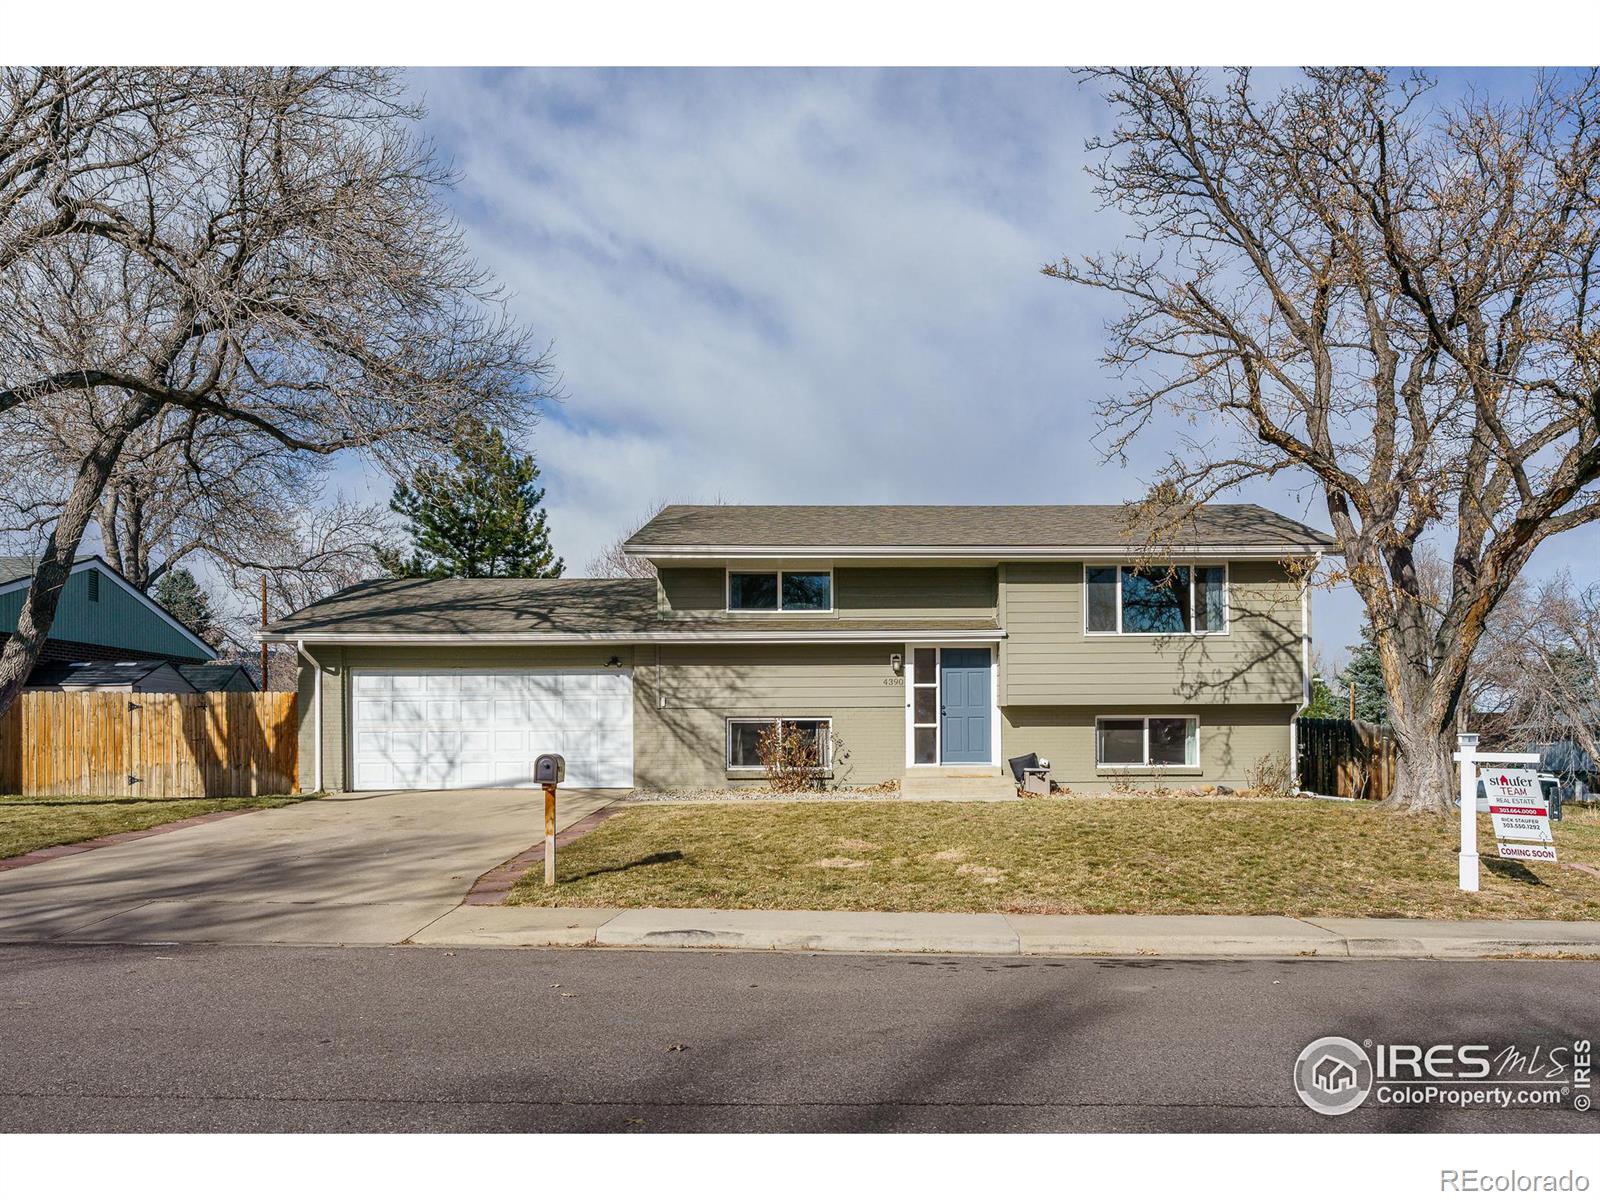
(263, 504, 1333, 795)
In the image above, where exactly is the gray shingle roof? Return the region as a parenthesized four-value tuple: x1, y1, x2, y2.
(624, 504, 1335, 551)
(26, 660, 181, 689)
(0, 554, 95, 585)
(265, 576, 1004, 639)
(176, 663, 256, 692)
(267, 578, 662, 637)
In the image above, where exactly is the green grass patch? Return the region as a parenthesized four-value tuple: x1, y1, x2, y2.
(0, 793, 306, 860)
(507, 797, 1600, 920)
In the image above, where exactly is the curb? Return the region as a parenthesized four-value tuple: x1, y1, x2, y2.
(413, 908, 1600, 959)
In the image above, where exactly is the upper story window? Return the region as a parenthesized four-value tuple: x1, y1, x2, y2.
(1084, 564, 1227, 635)
(727, 569, 833, 612)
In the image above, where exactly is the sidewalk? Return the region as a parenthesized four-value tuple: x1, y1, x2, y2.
(409, 906, 1600, 959)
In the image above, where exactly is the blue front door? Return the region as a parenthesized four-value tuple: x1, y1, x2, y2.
(939, 648, 991, 763)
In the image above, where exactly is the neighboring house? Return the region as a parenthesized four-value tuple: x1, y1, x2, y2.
(176, 662, 258, 693)
(25, 659, 198, 694)
(264, 504, 1333, 795)
(0, 555, 216, 666)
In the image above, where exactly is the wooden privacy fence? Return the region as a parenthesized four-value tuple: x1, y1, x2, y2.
(1296, 716, 1397, 801)
(0, 691, 298, 798)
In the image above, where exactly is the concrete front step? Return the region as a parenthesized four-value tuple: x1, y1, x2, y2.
(901, 771, 1019, 801)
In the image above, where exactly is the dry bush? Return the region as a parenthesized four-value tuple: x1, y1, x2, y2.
(1246, 753, 1295, 797)
(1348, 758, 1372, 801)
(757, 722, 825, 792)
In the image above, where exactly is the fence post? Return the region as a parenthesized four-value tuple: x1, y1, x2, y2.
(1458, 732, 1479, 892)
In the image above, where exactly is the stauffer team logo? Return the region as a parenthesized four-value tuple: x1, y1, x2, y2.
(1294, 1036, 1375, 1116)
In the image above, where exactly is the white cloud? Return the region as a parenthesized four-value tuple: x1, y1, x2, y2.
(372, 67, 1592, 662)
(412, 70, 1127, 557)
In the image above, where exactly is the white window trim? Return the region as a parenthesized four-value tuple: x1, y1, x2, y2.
(1083, 563, 1230, 637)
(902, 642, 1001, 770)
(1094, 714, 1201, 770)
(725, 716, 833, 773)
(724, 566, 836, 614)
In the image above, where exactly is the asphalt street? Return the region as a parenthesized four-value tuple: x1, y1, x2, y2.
(1, 944, 1595, 1132)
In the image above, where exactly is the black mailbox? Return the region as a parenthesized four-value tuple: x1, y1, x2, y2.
(534, 753, 566, 785)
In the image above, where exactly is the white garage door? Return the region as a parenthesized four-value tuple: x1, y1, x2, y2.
(349, 669, 633, 790)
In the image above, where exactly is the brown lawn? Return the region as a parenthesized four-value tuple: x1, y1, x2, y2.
(0, 794, 304, 861)
(506, 796, 1600, 921)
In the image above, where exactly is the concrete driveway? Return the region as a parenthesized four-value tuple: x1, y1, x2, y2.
(0, 789, 622, 946)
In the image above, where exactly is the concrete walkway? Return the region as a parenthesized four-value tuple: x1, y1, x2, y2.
(412, 906, 1600, 959)
(0, 789, 621, 946)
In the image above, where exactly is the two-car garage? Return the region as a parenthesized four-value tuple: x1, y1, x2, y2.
(348, 669, 634, 790)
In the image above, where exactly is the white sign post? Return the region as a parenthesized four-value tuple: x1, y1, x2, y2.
(1452, 735, 1546, 892)
(1456, 733, 1480, 892)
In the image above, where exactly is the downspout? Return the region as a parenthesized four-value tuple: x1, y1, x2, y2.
(1289, 553, 1320, 791)
(294, 639, 324, 793)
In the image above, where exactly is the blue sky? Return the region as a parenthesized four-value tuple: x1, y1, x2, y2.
(385, 67, 1598, 671)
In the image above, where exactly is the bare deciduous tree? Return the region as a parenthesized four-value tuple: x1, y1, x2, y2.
(3, 400, 393, 599)
(0, 67, 553, 712)
(232, 496, 395, 619)
(1048, 68, 1600, 813)
(585, 500, 669, 579)
(1470, 574, 1600, 765)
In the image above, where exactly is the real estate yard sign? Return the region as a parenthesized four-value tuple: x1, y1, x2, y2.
(1496, 842, 1559, 863)
(1480, 768, 1557, 864)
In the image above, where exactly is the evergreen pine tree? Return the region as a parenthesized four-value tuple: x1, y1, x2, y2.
(152, 567, 220, 643)
(1302, 674, 1339, 719)
(1337, 625, 1390, 724)
(378, 423, 564, 579)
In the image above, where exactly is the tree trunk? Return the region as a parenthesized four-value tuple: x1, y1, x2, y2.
(0, 400, 157, 717)
(1384, 705, 1457, 815)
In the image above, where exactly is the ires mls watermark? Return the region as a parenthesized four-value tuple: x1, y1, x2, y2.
(1293, 1035, 1593, 1116)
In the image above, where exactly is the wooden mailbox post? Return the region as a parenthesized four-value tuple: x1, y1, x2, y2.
(534, 753, 566, 887)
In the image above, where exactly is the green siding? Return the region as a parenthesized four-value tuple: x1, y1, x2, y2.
(0, 565, 209, 661)
(298, 640, 907, 792)
(657, 567, 726, 611)
(657, 565, 997, 621)
(1000, 561, 1304, 706)
(834, 567, 994, 619)
(635, 642, 904, 789)
(1002, 703, 1295, 790)
(293, 559, 1308, 791)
